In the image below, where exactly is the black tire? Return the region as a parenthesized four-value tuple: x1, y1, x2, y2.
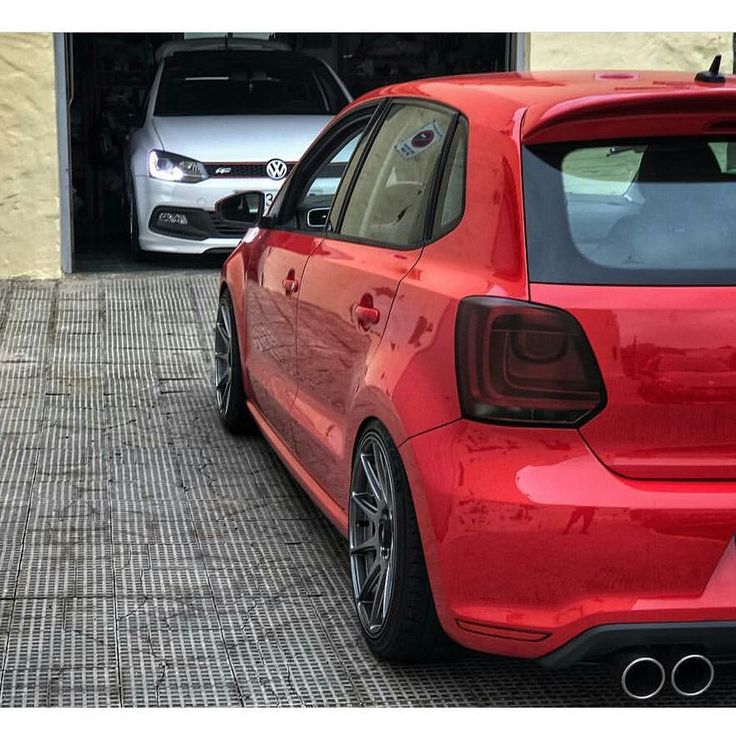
(128, 187, 148, 262)
(349, 420, 449, 662)
(214, 289, 254, 433)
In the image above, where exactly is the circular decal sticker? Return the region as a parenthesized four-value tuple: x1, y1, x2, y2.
(411, 129, 435, 149)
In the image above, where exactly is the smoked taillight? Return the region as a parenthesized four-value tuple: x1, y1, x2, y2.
(455, 297, 605, 427)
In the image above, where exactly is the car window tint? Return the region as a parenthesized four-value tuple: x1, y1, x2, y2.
(339, 104, 454, 248)
(432, 120, 467, 239)
(304, 135, 360, 200)
(293, 130, 366, 230)
(562, 146, 643, 196)
(326, 128, 373, 232)
(523, 136, 736, 285)
(708, 141, 736, 173)
(155, 51, 347, 116)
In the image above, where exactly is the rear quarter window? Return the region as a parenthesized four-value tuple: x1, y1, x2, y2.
(338, 103, 455, 249)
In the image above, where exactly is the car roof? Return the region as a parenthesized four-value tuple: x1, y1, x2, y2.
(156, 37, 291, 62)
(355, 70, 736, 141)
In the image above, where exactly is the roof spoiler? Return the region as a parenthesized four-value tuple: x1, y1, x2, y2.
(522, 87, 736, 144)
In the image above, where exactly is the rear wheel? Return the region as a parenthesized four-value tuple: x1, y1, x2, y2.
(214, 290, 253, 433)
(349, 421, 448, 662)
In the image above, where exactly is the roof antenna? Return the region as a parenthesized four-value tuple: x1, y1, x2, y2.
(695, 54, 726, 83)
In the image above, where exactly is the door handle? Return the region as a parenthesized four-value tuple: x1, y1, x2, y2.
(282, 276, 299, 295)
(354, 304, 380, 329)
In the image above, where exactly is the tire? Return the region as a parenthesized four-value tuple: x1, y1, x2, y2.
(349, 420, 449, 662)
(214, 289, 253, 433)
(128, 186, 148, 262)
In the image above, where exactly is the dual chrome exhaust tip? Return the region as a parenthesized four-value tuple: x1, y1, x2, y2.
(670, 653, 715, 698)
(620, 655, 666, 700)
(619, 651, 714, 700)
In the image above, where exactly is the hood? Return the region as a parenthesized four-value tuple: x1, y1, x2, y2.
(151, 115, 332, 163)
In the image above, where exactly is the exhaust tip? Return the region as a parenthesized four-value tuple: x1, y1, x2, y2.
(671, 654, 714, 697)
(621, 656, 666, 700)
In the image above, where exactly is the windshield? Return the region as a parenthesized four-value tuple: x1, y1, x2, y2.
(154, 51, 347, 116)
(523, 137, 736, 285)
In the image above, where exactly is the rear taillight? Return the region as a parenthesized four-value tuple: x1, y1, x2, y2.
(455, 297, 605, 427)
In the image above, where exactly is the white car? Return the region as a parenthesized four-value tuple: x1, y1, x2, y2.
(127, 38, 351, 257)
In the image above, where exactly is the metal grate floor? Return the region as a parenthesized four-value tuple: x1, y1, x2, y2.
(0, 272, 734, 707)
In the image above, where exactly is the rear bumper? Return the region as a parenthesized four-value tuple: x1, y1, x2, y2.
(399, 419, 736, 663)
(541, 620, 736, 668)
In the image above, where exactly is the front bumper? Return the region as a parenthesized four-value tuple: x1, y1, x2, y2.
(133, 174, 281, 254)
(399, 419, 736, 663)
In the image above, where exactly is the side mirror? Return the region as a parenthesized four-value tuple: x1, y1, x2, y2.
(216, 191, 265, 227)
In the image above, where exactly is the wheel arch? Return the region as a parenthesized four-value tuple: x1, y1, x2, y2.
(348, 413, 436, 571)
(219, 247, 251, 396)
(347, 413, 451, 658)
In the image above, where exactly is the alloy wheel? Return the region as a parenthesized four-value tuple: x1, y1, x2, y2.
(214, 300, 233, 414)
(349, 430, 397, 636)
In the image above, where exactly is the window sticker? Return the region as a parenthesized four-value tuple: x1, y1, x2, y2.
(395, 120, 445, 159)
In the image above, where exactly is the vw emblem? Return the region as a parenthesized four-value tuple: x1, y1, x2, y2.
(266, 159, 288, 181)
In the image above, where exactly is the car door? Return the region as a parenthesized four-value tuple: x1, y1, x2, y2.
(243, 105, 379, 448)
(292, 100, 459, 502)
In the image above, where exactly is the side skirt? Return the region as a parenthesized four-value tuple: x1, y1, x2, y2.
(248, 400, 349, 537)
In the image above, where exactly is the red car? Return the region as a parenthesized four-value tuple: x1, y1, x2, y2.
(215, 65, 736, 700)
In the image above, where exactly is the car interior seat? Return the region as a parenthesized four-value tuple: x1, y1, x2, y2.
(604, 143, 728, 267)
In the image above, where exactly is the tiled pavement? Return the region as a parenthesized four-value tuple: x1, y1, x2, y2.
(0, 272, 734, 707)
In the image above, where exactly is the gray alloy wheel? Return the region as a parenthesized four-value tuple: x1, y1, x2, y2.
(214, 297, 234, 415)
(348, 421, 449, 662)
(213, 290, 252, 433)
(349, 429, 397, 636)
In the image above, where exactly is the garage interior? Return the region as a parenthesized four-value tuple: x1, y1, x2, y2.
(63, 32, 513, 273)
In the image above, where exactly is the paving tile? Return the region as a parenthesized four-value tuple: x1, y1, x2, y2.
(1, 666, 120, 707)
(5, 599, 117, 671)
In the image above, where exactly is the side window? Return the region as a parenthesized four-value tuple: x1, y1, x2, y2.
(709, 142, 736, 174)
(338, 103, 455, 248)
(432, 119, 467, 239)
(302, 133, 361, 204)
(276, 112, 374, 231)
(326, 125, 373, 232)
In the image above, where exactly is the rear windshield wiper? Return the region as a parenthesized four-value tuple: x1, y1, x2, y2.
(607, 145, 646, 157)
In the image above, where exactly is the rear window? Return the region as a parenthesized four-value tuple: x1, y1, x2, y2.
(523, 137, 736, 285)
(155, 51, 348, 117)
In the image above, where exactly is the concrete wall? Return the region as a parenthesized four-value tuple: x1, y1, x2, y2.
(528, 32, 733, 73)
(0, 33, 61, 278)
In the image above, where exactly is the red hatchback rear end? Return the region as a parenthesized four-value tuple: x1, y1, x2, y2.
(402, 71, 736, 674)
(217, 67, 736, 699)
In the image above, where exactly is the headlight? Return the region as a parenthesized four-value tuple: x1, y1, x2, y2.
(148, 150, 208, 183)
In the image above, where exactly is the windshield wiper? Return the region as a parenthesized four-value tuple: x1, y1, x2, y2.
(607, 145, 646, 157)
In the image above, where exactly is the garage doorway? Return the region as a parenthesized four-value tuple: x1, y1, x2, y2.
(58, 32, 514, 273)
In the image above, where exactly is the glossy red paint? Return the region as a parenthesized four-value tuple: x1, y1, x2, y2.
(291, 236, 421, 505)
(220, 70, 736, 660)
(533, 284, 736, 480)
(400, 419, 736, 658)
(242, 227, 322, 446)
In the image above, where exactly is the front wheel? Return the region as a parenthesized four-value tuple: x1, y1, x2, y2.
(349, 421, 449, 662)
(214, 290, 253, 433)
(128, 187, 148, 262)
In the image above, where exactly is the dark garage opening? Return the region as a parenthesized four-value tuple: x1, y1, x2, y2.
(64, 32, 514, 273)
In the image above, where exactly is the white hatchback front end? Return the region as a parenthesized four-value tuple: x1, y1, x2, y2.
(127, 42, 350, 255)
